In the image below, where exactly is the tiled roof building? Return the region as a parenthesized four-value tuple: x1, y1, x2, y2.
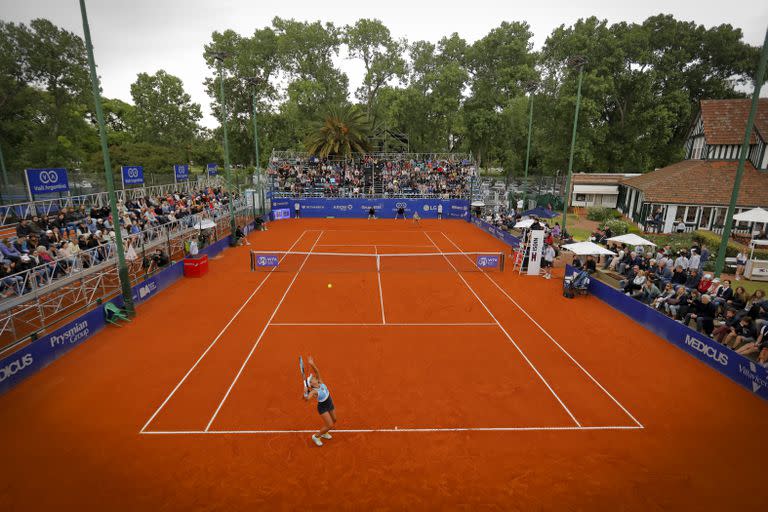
(618, 99, 768, 233)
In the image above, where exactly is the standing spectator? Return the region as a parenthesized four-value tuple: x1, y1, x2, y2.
(541, 244, 555, 280)
(368, 207, 376, 220)
(437, 203, 443, 220)
(294, 201, 301, 219)
(735, 251, 747, 280)
(674, 251, 689, 270)
(688, 248, 701, 272)
(396, 206, 405, 220)
(699, 244, 710, 270)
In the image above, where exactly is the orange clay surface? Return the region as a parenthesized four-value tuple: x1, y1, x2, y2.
(1, 218, 768, 510)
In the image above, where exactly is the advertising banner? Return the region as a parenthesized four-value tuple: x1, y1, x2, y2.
(270, 198, 469, 220)
(0, 307, 105, 395)
(174, 164, 189, 182)
(25, 168, 69, 196)
(476, 255, 500, 268)
(256, 254, 279, 267)
(207, 163, 218, 176)
(273, 208, 291, 220)
(570, 264, 768, 401)
(527, 230, 544, 276)
(469, 217, 521, 248)
(121, 165, 144, 186)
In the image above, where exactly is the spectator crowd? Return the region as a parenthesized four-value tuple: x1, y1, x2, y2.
(1, 187, 237, 299)
(270, 154, 475, 197)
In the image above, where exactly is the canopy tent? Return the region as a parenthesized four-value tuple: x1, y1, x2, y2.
(607, 233, 657, 247)
(471, 200, 486, 207)
(514, 218, 535, 229)
(561, 241, 616, 256)
(733, 207, 768, 223)
(522, 206, 558, 219)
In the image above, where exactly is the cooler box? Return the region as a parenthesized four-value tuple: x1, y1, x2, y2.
(183, 254, 209, 277)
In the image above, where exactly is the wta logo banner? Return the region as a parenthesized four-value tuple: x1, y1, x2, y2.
(121, 165, 144, 186)
(476, 255, 500, 268)
(25, 168, 69, 195)
(256, 254, 280, 267)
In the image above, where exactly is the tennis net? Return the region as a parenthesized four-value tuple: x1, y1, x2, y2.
(249, 250, 505, 273)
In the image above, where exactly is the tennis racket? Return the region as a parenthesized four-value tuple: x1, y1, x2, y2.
(299, 356, 307, 396)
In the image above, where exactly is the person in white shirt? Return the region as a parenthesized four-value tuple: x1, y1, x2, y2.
(437, 203, 443, 219)
(674, 251, 689, 270)
(542, 244, 556, 279)
(688, 248, 700, 270)
(294, 201, 300, 219)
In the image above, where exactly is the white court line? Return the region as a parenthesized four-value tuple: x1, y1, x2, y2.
(317, 244, 433, 248)
(375, 245, 386, 324)
(440, 231, 644, 428)
(269, 322, 497, 326)
(139, 229, 310, 434)
(423, 231, 582, 427)
(204, 231, 325, 432)
(141, 425, 643, 435)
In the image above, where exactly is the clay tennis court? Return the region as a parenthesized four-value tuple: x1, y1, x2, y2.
(1, 218, 766, 510)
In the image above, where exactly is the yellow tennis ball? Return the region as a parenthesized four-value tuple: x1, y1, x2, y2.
(327, 283, 332, 288)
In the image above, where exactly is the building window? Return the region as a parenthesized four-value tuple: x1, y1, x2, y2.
(685, 206, 698, 223)
(691, 137, 705, 159)
(575, 194, 586, 202)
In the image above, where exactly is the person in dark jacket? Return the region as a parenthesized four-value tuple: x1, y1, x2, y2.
(684, 269, 701, 290)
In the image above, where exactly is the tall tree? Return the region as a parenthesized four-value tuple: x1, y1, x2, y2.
(130, 70, 202, 148)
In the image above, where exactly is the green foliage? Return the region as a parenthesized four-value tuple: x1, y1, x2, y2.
(304, 104, 372, 157)
(692, 231, 768, 260)
(600, 219, 630, 235)
(587, 207, 622, 222)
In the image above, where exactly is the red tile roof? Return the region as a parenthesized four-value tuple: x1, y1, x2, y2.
(572, 173, 638, 185)
(621, 160, 768, 207)
(699, 99, 768, 145)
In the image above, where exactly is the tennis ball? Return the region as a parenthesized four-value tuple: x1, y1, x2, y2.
(327, 283, 332, 288)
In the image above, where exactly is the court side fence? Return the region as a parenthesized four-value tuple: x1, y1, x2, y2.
(0, 215, 262, 395)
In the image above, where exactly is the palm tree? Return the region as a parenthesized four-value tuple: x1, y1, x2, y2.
(304, 104, 372, 158)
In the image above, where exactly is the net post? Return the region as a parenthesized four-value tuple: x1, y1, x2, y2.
(249, 250, 254, 272)
(499, 252, 505, 272)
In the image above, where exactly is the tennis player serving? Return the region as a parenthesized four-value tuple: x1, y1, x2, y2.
(304, 355, 336, 446)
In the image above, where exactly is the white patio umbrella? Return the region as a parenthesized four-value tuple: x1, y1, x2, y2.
(561, 241, 616, 256)
(607, 233, 657, 247)
(514, 218, 535, 229)
(733, 207, 768, 223)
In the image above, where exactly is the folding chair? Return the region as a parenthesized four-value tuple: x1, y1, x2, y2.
(104, 302, 130, 326)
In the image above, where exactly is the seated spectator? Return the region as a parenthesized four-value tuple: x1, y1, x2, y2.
(711, 279, 733, 306)
(684, 269, 701, 290)
(697, 273, 713, 294)
(652, 283, 676, 310)
(585, 255, 597, 274)
(670, 265, 687, 287)
(623, 267, 645, 294)
(674, 251, 689, 270)
(15, 219, 33, 238)
(664, 287, 689, 319)
(633, 279, 661, 304)
(724, 316, 756, 350)
(1, 238, 22, 263)
(682, 294, 717, 335)
(735, 323, 768, 360)
(712, 307, 740, 343)
(678, 289, 702, 321)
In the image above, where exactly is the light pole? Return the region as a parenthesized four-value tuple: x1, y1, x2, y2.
(561, 56, 587, 235)
(212, 52, 237, 237)
(78, 0, 135, 315)
(714, 27, 768, 276)
(244, 76, 263, 180)
(522, 80, 538, 211)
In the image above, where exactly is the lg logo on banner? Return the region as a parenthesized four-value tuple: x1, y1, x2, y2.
(39, 170, 60, 184)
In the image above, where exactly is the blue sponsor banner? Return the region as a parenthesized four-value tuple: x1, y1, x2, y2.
(567, 264, 768, 402)
(255, 254, 279, 267)
(121, 165, 144, 186)
(25, 168, 69, 195)
(470, 217, 521, 249)
(174, 164, 189, 182)
(207, 163, 218, 176)
(270, 198, 470, 220)
(0, 307, 105, 395)
(476, 254, 500, 268)
(273, 208, 290, 220)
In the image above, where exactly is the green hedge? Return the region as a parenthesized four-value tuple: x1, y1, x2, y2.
(587, 207, 622, 222)
(599, 219, 630, 235)
(692, 230, 768, 260)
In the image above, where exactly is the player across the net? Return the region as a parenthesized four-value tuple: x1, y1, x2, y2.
(249, 250, 505, 273)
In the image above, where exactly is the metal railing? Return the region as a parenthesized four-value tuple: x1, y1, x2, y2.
(0, 179, 222, 226)
(0, 200, 255, 350)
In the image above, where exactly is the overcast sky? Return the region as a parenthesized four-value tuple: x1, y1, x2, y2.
(3, 0, 766, 128)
